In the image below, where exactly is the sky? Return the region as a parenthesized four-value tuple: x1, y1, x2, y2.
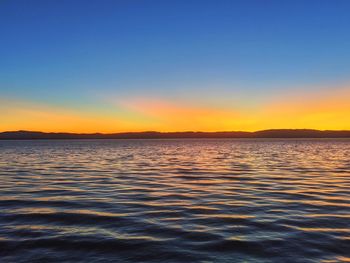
(1, 0, 350, 132)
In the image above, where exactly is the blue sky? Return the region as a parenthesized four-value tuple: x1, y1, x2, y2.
(1, 0, 350, 131)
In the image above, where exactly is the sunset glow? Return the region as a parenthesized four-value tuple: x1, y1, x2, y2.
(1, 1, 350, 132)
(1, 85, 349, 132)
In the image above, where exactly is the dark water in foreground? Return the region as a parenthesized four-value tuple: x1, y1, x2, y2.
(0, 139, 349, 263)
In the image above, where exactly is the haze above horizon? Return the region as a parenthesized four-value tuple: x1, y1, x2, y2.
(1, 0, 350, 132)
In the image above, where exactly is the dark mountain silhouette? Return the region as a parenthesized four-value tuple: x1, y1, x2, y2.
(0, 129, 350, 140)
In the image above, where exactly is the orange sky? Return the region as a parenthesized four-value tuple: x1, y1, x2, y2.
(1, 86, 349, 133)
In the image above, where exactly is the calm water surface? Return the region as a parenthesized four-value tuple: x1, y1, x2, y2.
(0, 139, 349, 262)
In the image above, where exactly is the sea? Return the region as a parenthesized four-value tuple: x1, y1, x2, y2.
(0, 139, 349, 262)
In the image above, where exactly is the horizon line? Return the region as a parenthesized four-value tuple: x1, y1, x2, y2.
(1, 129, 350, 140)
(1, 128, 350, 134)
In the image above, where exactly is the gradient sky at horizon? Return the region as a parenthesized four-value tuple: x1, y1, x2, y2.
(1, 0, 350, 132)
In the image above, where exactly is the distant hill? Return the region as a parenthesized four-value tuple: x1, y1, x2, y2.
(0, 129, 350, 140)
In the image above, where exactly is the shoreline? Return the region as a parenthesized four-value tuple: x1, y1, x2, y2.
(1, 129, 350, 140)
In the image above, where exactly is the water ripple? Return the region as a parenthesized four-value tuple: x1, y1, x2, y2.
(0, 139, 349, 262)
